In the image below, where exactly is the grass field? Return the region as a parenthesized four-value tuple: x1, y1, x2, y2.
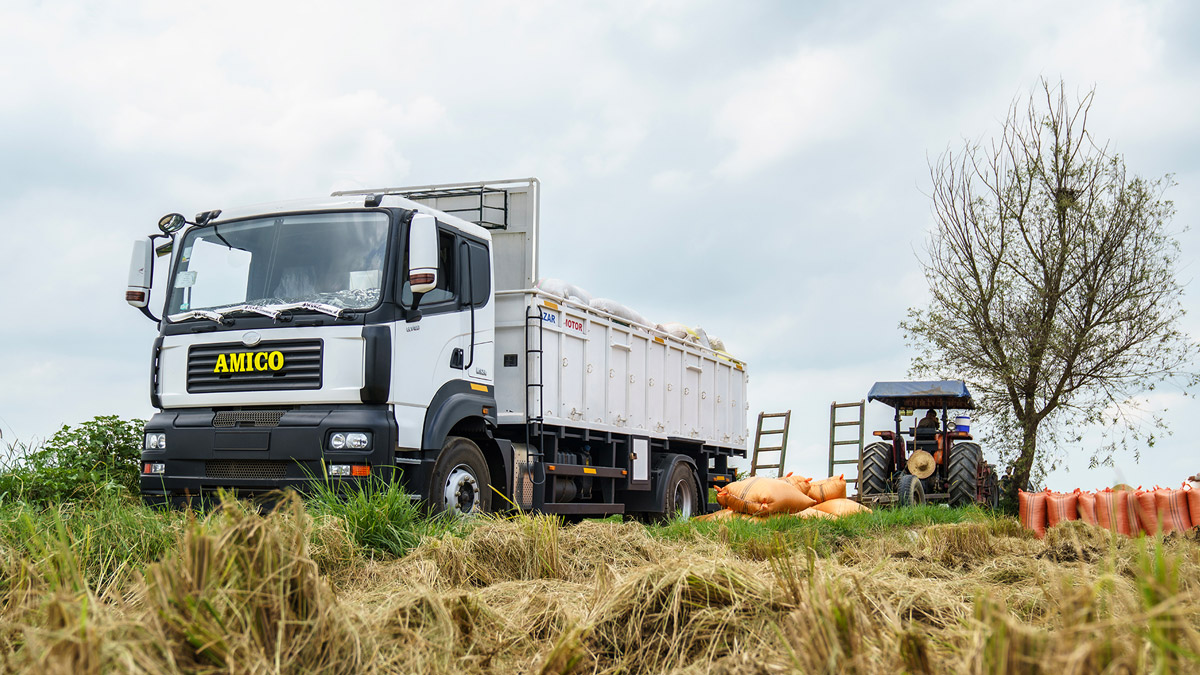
(0, 485, 1197, 674)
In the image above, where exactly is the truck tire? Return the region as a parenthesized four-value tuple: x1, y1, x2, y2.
(947, 442, 982, 507)
(661, 462, 701, 520)
(860, 442, 892, 496)
(897, 472, 925, 506)
(429, 436, 492, 515)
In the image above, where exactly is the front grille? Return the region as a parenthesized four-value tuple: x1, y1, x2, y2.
(213, 410, 287, 428)
(205, 460, 287, 481)
(187, 339, 323, 393)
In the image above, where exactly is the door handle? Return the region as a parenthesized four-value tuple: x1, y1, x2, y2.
(450, 348, 464, 369)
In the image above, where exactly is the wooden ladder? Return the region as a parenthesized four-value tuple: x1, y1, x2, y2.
(829, 400, 865, 486)
(749, 411, 791, 477)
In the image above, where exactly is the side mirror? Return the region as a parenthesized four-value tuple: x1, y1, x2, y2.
(126, 238, 153, 308)
(159, 213, 187, 235)
(408, 213, 439, 294)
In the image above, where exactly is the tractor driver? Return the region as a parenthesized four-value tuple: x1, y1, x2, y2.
(916, 409, 939, 429)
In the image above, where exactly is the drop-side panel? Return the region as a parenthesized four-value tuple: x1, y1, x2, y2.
(494, 290, 749, 449)
(628, 334, 648, 432)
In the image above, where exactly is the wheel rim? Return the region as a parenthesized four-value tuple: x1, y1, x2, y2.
(443, 464, 480, 515)
(674, 480, 694, 518)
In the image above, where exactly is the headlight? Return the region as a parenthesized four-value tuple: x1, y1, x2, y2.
(329, 431, 370, 450)
(328, 464, 351, 476)
(144, 433, 167, 450)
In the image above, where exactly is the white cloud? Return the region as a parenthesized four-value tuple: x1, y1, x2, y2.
(712, 45, 881, 177)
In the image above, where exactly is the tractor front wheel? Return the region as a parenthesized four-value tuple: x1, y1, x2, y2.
(897, 473, 925, 506)
(947, 442, 982, 507)
(860, 442, 892, 497)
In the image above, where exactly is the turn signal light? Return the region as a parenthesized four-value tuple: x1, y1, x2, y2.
(351, 465, 371, 477)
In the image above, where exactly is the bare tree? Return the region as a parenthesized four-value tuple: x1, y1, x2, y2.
(903, 78, 1196, 502)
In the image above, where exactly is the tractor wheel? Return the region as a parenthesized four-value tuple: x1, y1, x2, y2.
(983, 466, 1000, 509)
(947, 442, 982, 507)
(897, 472, 925, 506)
(860, 442, 892, 496)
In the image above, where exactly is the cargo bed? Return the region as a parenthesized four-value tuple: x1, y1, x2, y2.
(494, 289, 749, 452)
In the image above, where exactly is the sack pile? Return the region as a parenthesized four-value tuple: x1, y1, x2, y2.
(535, 278, 734, 358)
(1019, 482, 1199, 539)
(697, 473, 871, 522)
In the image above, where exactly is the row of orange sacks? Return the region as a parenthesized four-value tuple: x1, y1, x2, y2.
(1018, 483, 1200, 539)
(696, 473, 872, 522)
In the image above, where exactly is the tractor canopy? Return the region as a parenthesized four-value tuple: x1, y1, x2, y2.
(866, 380, 975, 411)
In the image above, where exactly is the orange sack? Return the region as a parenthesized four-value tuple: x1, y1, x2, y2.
(1095, 488, 1140, 537)
(1046, 490, 1079, 528)
(807, 475, 847, 503)
(795, 508, 836, 520)
(1135, 489, 1160, 536)
(1018, 489, 1048, 539)
(813, 498, 870, 516)
(716, 477, 816, 516)
(1155, 487, 1192, 533)
(783, 472, 812, 495)
(1186, 484, 1200, 528)
(694, 508, 754, 522)
(1077, 491, 1098, 525)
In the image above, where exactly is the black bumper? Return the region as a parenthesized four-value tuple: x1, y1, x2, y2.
(139, 404, 417, 505)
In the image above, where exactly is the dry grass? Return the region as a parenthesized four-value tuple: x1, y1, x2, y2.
(0, 497, 1198, 674)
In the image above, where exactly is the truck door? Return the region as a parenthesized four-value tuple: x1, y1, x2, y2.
(392, 226, 493, 449)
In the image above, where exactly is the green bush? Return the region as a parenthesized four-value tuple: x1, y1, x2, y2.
(0, 415, 145, 505)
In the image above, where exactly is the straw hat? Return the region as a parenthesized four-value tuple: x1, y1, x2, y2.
(907, 450, 936, 479)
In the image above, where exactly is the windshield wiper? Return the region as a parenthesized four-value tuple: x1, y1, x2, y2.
(167, 309, 233, 325)
(215, 304, 289, 321)
(265, 301, 356, 320)
(169, 301, 354, 325)
(168, 304, 286, 324)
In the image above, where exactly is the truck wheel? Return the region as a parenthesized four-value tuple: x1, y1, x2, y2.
(947, 442, 982, 507)
(429, 436, 492, 516)
(661, 462, 701, 520)
(897, 472, 925, 506)
(860, 442, 891, 496)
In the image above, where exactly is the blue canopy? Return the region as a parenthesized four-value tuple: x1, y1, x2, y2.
(867, 380, 975, 410)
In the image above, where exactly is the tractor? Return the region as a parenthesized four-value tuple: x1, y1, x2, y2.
(858, 380, 999, 508)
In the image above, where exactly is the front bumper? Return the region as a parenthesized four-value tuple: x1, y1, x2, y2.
(139, 404, 412, 505)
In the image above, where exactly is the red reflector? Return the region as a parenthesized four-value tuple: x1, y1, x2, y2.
(351, 465, 371, 477)
(409, 273, 435, 285)
(126, 290, 147, 302)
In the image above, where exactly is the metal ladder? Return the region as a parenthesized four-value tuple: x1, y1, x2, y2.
(828, 400, 865, 485)
(524, 305, 546, 505)
(749, 411, 791, 477)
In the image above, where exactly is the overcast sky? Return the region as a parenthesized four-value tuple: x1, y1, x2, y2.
(2, 0, 1198, 491)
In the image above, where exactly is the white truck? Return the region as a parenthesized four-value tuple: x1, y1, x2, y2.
(126, 178, 748, 517)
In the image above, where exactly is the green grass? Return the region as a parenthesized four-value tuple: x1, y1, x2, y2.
(305, 477, 464, 558)
(0, 488, 185, 593)
(647, 504, 992, 557)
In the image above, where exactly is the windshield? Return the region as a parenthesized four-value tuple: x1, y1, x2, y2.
(166, 211, 390, 318)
